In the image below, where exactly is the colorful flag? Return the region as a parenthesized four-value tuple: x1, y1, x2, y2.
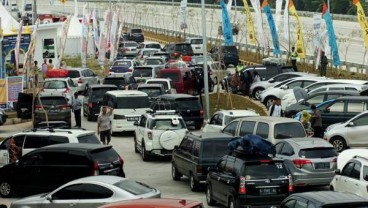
(322, 3, 340, 66)
(98, 10, 111, 66)
(283, 0, 289, 42)
(227, 0, 233, 13)
(219, 0, 234, 45)
(262, 0, 280, 55)
(58, 16, 72, 67)
(109, 9, 119, 63)
(92, 8, 99, 50)
(180, 0, 188, 30)
(250, 0, 267, 49)
(275, 0, 282, 33)
(15, 20, 23, 76)
(81, 3, 88, 68)
(289, 0, 306, 58)
(242, 0, 256, 44)
(353, 0, 368, 51)
(23, 19, 39, 74)
(313, 14, 322, 50)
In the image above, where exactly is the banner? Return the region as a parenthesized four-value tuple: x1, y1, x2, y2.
(289, 0, 306, 58)
(283, 0, 289, 42)
(275, 0, 282, 33)
(114, 22, 123, 61)
(81, 3, 88, 68)
(262, 0, 280, 55)
(250, 0, 267, 49)
(0, 80, 6, 108)
(353, 0, 368, 51)
(23, 19, 40, 79)
(98, 10, 111, 66)
(92, 8, 99, 51)
(14, 20, 23, 75)
(58, 16, 72, 67)
(242, 0, 256, 44)
(219, 0, 234, 45)
(7, 76, 23, 103)
(179, 0, 188, 30)
(227, 0, 233, 13)
(313, 14, 322, 50)
(109, 9, 119, 63)
(323, 3, 340, 66)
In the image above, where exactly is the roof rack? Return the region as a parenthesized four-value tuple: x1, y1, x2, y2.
(23, 128, 75, 134)
(353, 155, 368, 161)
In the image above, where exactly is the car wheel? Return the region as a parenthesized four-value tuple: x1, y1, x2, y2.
(264, 96, 276, 108)
(0, 180, 13, 198)
(142, 143, 150, 161)
(206, 185, 216, 206)
(252, 87, 264, 100)
(172, 163, 182, 181)
(330, 136, 347, 152)
(189, 173, 200, 192)
(134, 134, 139, 153)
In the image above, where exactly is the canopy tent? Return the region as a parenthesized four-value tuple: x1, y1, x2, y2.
(0, 3, 19, 33)
(67, 16, 82, 38)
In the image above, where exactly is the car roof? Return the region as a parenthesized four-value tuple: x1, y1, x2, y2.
(67, 68, 89, 71)
(291, 76, 328, 81)
(40, 143, 110, 151)
(142, 41, 160, 45)
(310, 79, 368, 84)
(90, 84, 117, 89)
(157, 94, 195, 99)
(336, 96, 368, 101)
(147, 78, 170, 82)
(16, 128, 96, 137)
(284, 137, 333, 149)
(188, 132, 234, 141)
(100, 198, 203, 208)
(68, 175, 126, 185)
(215, 110, 259, 116)
(106, 90, 148, 97)
(290, 191, 368, 205)
(233, 116, 299, 124)
(309, 90, 360, 96)
(138, 84, 163, 88)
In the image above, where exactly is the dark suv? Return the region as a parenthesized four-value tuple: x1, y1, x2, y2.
(163, 43, 194, 59)
(209, 45, 239, 66)
(151, 94, 204, 129)
(206, 154, 292, 208)
(172, 132, 234, 191)
(0, 143, 125, 197)
(103, 74, 138, 90)
(127, 28, 144, 42)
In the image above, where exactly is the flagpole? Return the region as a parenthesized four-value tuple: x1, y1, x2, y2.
(201, 0, 209, 119)
(288, 5, 291, 59)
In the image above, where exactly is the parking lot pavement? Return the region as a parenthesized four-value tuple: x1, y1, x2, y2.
(0, 121, 32, 139)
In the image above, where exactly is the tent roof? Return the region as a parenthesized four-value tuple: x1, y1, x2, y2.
(0, 4, 19, 33)
(67, 16, 82, 37)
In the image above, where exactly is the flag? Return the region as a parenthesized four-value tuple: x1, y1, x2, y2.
(313, 14, 322, 50)
(289, 0, 306, 58)
(74, 0, 78, 17)
(58, 15, 72, 67)
(109, 9, 119, 63)
(81, 3, 88, 68)
(15, 20, 23, 76)
(353, 0, 368, 51)
(250, 0, 267, 49)
(262, 0, 280, 55)
(92, 8, 99, 50)
(322, 3, 340, 66)
(98, 10, 111, 66)
(114, 22, 123, 61)
(275, 0, 282, 33)
(227, 0, 233, 13)
(283, 0, 289, 41)
(23, 19, 40, 73)
(179, 0, 188, 30)
(242, 0, 256, 44)
(219, 0, 234, 45)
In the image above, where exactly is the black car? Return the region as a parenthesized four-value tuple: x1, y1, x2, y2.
(137, 84, 166, 103)
(103, 74, 138, 90)
(151, 94, 204, 129)
(127, 28, 144, 42)
(83, 84, 118, 121)
(206, 154, 292, 208)
(0, 143, 125, 197)
(241, 65, 295, 81)
(172, 132, 234, 191)
(284, 90, 360, 118)
(280, 191, 368, 208)
(209, 45, 239, 66)
(163, 43, 194, 59)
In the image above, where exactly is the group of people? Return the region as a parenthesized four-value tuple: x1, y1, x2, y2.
(230, 67, 260, 96)
(291, 46, 328, 77)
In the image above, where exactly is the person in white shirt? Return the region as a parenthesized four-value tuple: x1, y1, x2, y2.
(268, 98, 283, 117)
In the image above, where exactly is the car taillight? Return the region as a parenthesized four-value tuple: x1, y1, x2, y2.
(128, 68, 133, 72)
(173, 52, 179, 57)
(200, 109, 204, 117)
(78, 78, 83, 83)
(35, 105, 42, 111)
(288, 174, 293, 192)
(147, 131, 153, 140)
(239, 176, 246, 194)
(293, 159, 312, 168)
(92, 161, 99, 176)
(89, 103, 93, 108)
(323, 136, 328, 141)
(125, 48, 130, 51)
(64, 88, 70, 93)
(196, 165, 202, 173)
(60, 105, 70, 110)
(260, 160, 271, 163)
(332, 158, 337, 163)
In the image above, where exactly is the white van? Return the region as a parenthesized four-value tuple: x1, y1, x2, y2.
(103, 90, 150, 134)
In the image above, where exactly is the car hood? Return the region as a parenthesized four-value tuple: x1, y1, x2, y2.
(11, 193, 48, 205)
(326, 122, 345, 131)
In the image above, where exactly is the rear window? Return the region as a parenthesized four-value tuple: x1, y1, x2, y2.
(143, 50, 157, 56)
(77, 134, 100, 144)
(148, 119, 186, 130)
(201, 140, 229, 158)
(190, 39, 203, 44)
(67, 71, 80, 78)
(146, 44, 161, 49)
(116, 96, 149, 109)
(281, 67, 295, 73)
(299, 147, 337, 159)
(91, 88, 117, 101)
(274, 122, 306, 139)
(245, 162, 288, 179)
(132, 68, 153, 77)
(175, 44, 192, 51)
(114, 180, 153, 195)
(145, 59, 163, 65)
(147, 81, 168, 89)
(138, 87, 163, 97)
(123, 42, 138, 47)
(176, 98, 201, 110)
(113, 61, 131, 67)
(39, 97, 67, 105)
(160, 72, 180, 82)
(44, 81, 67, 89)
(91, 148, 119, 164)
(103, 78, 127, 86)
(131, 29, 142, 33)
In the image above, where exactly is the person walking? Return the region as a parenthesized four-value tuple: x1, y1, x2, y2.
(41, 59, 48, 80)
(97, 106, 114, 145)
(291, 47, 298, 72)
(72, 92, 82, 128)
(320, 52, 328, 77)
(268, 98, 283, 117)
(47, 59, 53, 72)
(310, 104, 323, 138)
(31, 60, 39, 87)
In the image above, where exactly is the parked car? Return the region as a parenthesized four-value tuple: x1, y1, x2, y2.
(42, 77, 78, 105)
(146, 78, 177, 94)
(127, 28, 144, 42)
(0, 143, 125, 197)
(308, 83, 365, 94)
(280, 191, 368, 208)
(132, 66, 160, 84)
(83, 85, 118, 121)
(66, 68, 100, 93)
(137, 84, 166, 103)
(137, 48, 161, 64)
(99, 198, 204, 208)
(103, 73, 138, 90)
(151, 94, 204, 129)
(222, 116, 307, 144)
(185, 38, 203, 55)
(203, 110, 260, 133)
(206, 154, 292, 207)
(109, 59, 138, 74)
(209, 45, 239, 66)
(34, 91, 72, 128)
(172, 132, 234, 191)
(9, 175, 160, 208)
(118, 41, 139, 56)
(142, 56, 166, 70)
(275, 138, 337, 187)
(163, 43, 194, 59)
(138, 41, 161, 50)
(158, 68, 194, 94)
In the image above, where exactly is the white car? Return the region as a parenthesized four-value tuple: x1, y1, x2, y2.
(324, 111, 368, 152)
(137, 49, 161, 64)
(186, 38, 203, 55)
(330, 155, 368, 198)
(42, 77, 78, 104)
(134, 110, 188, 161)
(202, 110, 260, 133)
(143, 56, 166, 70)
(139, 41, 161, 50)
(146, 78, 177, 94)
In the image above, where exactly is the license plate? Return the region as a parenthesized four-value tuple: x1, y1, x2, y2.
(127, 117, 139, 121)
(186, 121, 194, 124)
(315, 162, 330, 169)
(259, 188, 277, 195)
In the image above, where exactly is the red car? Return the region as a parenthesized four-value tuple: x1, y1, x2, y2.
(99, 198, 203, 208)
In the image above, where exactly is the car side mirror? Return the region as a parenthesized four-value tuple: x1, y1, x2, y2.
(268, 78, 275, 83)
(134, 121, 139, 126)
(46, 195, 53, 202)
(280, 85, 288, 90)
(207, 166, 215, 172)
(335, 169, 341, 175)
(347, 122, 355, 127)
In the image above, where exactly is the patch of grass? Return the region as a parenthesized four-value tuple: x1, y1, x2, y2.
(63, 56, 107, 78)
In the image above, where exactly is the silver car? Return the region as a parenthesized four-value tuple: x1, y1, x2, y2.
(10, 175, 160, 208)
(67, 68, 100, 93)
(275, 138, 338, 187)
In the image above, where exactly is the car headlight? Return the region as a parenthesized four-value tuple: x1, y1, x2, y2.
(325, 125, 334, 132)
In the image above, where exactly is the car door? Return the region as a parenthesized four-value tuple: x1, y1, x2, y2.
(173, 137, 189, 174)
(322, 100, 345, 128)
(17, 151, 47, 192)
(204, 113, 221, 132)
(83, 87, 91, 114)
(255, 122, 270, 140)
(334, 162, 356, 192)
(78, 183, 114, 208)
(360, 166, 368, 198)
(209, 159, 227, 203)
(347, 113, 368, 146)
(238, 121, 256, 136)
(48, 183, 83, 208)
(218, 157, 236, 202)
(345, 101, 367, 121)
(136, 115, 147, 148)
(180, 138, 194, 176)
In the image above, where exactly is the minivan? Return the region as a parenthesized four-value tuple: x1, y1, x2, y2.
(158, 68, 193, 94)
(103, 90, 150, 134)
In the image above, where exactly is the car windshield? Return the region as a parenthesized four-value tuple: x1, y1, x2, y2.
(149, 119, 186, 130)
(113, 61, 131, 67)
(44, 81, 67, 89)
(190, 39, 203, 44)
(145, 59, 163, 65)
(274, 79, 294, 88)
(146, 44, 161, 49)
(245, 162, 288, 179)
(77, 134, 100, 144)
(38, 97, 67, 105)
(202, 140, 230, 158)
(91, 88, 117, 101)
(147, 81, 169, 89)
(67, 70, 80, 78)
(123, 42, 138, 47)
(142, 50, 157, 56)
(132, 69, 153, 77)
(116, 96, 149, 109)
(160, 72, 179, 82)
(138, 88, 163, 97)
(175, 44, 192, 51)
(114, 180, 152, 195)
(103, 78, 127, 86)
(299, 147, 337, 158)
(131, 29, 142, 33)
(91, 148, 119, 164)
(176, 98, 201, 110)
(274, 122, 306, 139)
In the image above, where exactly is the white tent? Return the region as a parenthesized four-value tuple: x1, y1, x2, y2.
(0, 3, 19, 33)
(64, 16, 94, 57)
(67, 16, 82, 38)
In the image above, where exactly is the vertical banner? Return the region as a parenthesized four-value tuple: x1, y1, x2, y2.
(109, 9, 119, 63)
(74, 0, 78, 17)
(0, 80, 6, 109)
(289, 0, 306, 58)
(250, 0, 267, 49)
(92, 8, 99, 51)
(81, 3, 88, 68)
(283, 0, 290, 42)
(114, 22, 123, 61)
(219, 0, 234, 45)
(14, 20, 23, 76)
(262, 0, 280, 55)
(98, 10, 111, 66)
(58, 16, 72, 67)
(227, 0, 233, 12)
(6, 76, 23, 103)
(322, 3, 340, 66)
(313, 14, 322, 50)
(275, 0, 283, 33)
(242, 0, 256, 44)
(23, 19, 39, 77)
(180, 0, 188, 30)
(353, 0, 368, 51)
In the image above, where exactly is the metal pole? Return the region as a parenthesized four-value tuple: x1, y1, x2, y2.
(201, 0, 210, 119)
(0, 18, 3, 80)
(327, 0, 330, 13)
(234, 0, 237, 22)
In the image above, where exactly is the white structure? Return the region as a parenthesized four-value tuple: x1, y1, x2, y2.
(0, 3, 19, 33)
(64, 16, 94, 57)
